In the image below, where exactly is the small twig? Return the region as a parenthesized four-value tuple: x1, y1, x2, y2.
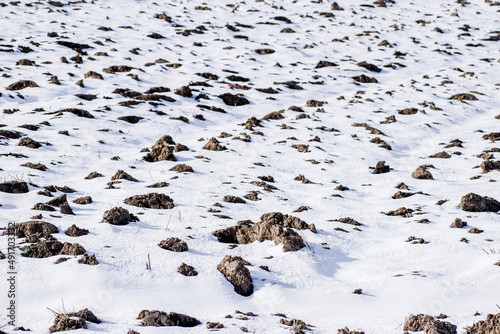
(146, 253, 151, 270)
(165, 215, 172, 232)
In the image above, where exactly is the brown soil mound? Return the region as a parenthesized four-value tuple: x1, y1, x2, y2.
(450, 218, 467, 228)
(206, 322, 224, 329)
(158, 237, 188, 252)
(482, 132, 500, 142)
(65, 224, 89, 237)
(203, 137, 227, 151)
(49, 314, 87, 333)
(353, 75, 378, 83)
(6, 220, 58, 238)
(460, 193, 500, 212)
(431, 151, 451, 158)
(0, 129, 23, 139)
(412, 165, 434, 179)
(175, 86, 193, 97)
(60, 203, 75, 215)
(449, 93, 477, 101)
(218, 255, 254, 296)
(373, 161, 390, 174)
(6, 80, 39, 90)
(316, 60, 338, 68)
(178, 263, 198, 276)
(404, 314, 457, 334)
(255, 48, 275, 55)
(111, 170, 138, 182)
(337, 327, 365, 334)
(143, 135, 177, 162)
(466, 312, 500, 334)
(79, 254, 98, 265)
(138, 310, 200, 327)
(0, 181, 29, 193)
(45, 194, 68, 207)
(223, 195, 246, 204)
(124, 193, 174, 209)
(219, 93, 250, 106)
(27, 240, 85, 258)
(19, 137, 42, 148)
(73, 196, 92, 205)
(357, 61, 381, 72)
(57, 108, 95, 119)
(213, 212, 315, 252)
(261, 111, 284, 121)
(85, 172, 104, 180)
(21, 162, 47, 171)
(103, 65, 133, 74)
(33, 203, 56, 211)
(169, 164, 194, 173)
(118, 116, 143, 124)
(384, 207, 414, 217)
(480, 160, 500, 173)
(102, 207, 139, 225)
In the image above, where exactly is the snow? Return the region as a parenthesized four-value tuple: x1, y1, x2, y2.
(0, 0, 499, 333)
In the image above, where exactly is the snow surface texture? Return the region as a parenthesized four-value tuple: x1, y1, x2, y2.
(0, 0, 499, 333)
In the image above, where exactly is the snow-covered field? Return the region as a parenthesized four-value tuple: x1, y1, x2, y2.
(1, 0, 499, 333)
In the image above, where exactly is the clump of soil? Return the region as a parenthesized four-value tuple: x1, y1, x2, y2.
(103, 65, 133, 74)
(60, 203, 74, 215)
(6, 80, 39, 90)
(45, 194, 69, 207)
(124, 193, 174, 209)
(244, 192, 261, 201)
(73, 196, 92, 205)
(460, 193, 500, 212)
(49, 309, 100, 333)
(333, 217, 362, 226)
(169, 164, 194, 173)
(146, 182, 169, 188)
(431, 151, 451, 158)
(143, 135, 178, 162)
(79, 254, 98, 265)
(412, 165, 434, 180)
(353, 75, 378, 83)
(465, 312, 500, 334)
(33, 203, 56, 211)
(280, 319, 311, 332)
(27, 240, 86, 258)
(255, 48, 275, 55)
(175, 86, 192, 97)
(293, 144, 309, 153)
(398, 108, 419, 115)
(206, 322, 224, 329)
(337, 327, 365, 334)
(0, 129, 23, 139)
(219, 93, 250, 106)
(223, 195, 246, 204)
(49, 314, 87, 333)
(357, 61, 381, 73)
(480, 160, 500, 173)
(138, 310, 200, 327)
(158, 237, 188, 252)
(65, 224, 89, 237)
(218, 255, 254, 296)
(203, 137, 227, 151)
(384, 207, 414, 217)
(118, 116, 143, 124)
(111, 170, 138, 182)
(21, 162, 47, 171)
(315, 60, 338, 68)
(178, 263, 198, 276)
(482, 132, 500, 142)
(261, 111, 284, 120)
(19, 137, 42, 148)
(373, 161, 390, 174)
(57, 108, 95, 119)
(392, 191, 415, 199)
(85, 172, 104, 180)
(449, 93, 477, 101)
(6, 220, 58, 238)
(450, 218, 467, 228)
(101, 207, 139, 225)
(404, 314, 457, 334)
(0, 181, 29, 193)
(213, 212, 315, 252)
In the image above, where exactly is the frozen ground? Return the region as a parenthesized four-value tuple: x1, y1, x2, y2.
(0, 0, 499, 333)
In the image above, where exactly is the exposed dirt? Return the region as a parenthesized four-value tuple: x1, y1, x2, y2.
(223, 195, 246, 204)
(101, 207, 139, 225)
(19, 137, 42, 148)
(337, 327, 365, 334)
(460, 193, 500, 212)
(203, 137, 227, 151)
(143, 135, 177, 162)
(65, 224, 89, 237)
(465, 312, 500, 334)
(158, 237, 188, 252)
(79, 254, 99, 265)
(449, 93, 478, 101)
(0, 181, 29, 193)
(124, 193, 175, 209)
(178, 263, 198, 276)
(169, 164, 194, 173)
(73, 196, 92, 204)
(6, 80, 39, 90)
(412, 165, 434, 180)
(480, 160, 500, 173)
(450, 218, 467, 228)
(6, 220, 58, 238)
(404, 314, 457, 334)
(218, 255, 254, 297)
(111, 170, 138, 182)
(138, 310, 200, 327)
(384, 207, 414, 217)
(219, 93, 250, 106)
(26, 240, 86, 258)
(49, 314, 87, 333)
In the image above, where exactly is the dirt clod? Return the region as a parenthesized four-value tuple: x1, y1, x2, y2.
(124, 193, 174, 209)
(158, 237, 188, 252)
(404, 314, 457, 334)
(0, 181, 29, 193)
(138, 310, 200, 327)
(65, 224, 89, 237)
(203, 137, 227, 151)
(218, 255, 254, 296)
(460, 193, 500, 212)
(178, 263, 198, 276)
(143, 135, 178, 162)
(102, 207, 139, 225)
